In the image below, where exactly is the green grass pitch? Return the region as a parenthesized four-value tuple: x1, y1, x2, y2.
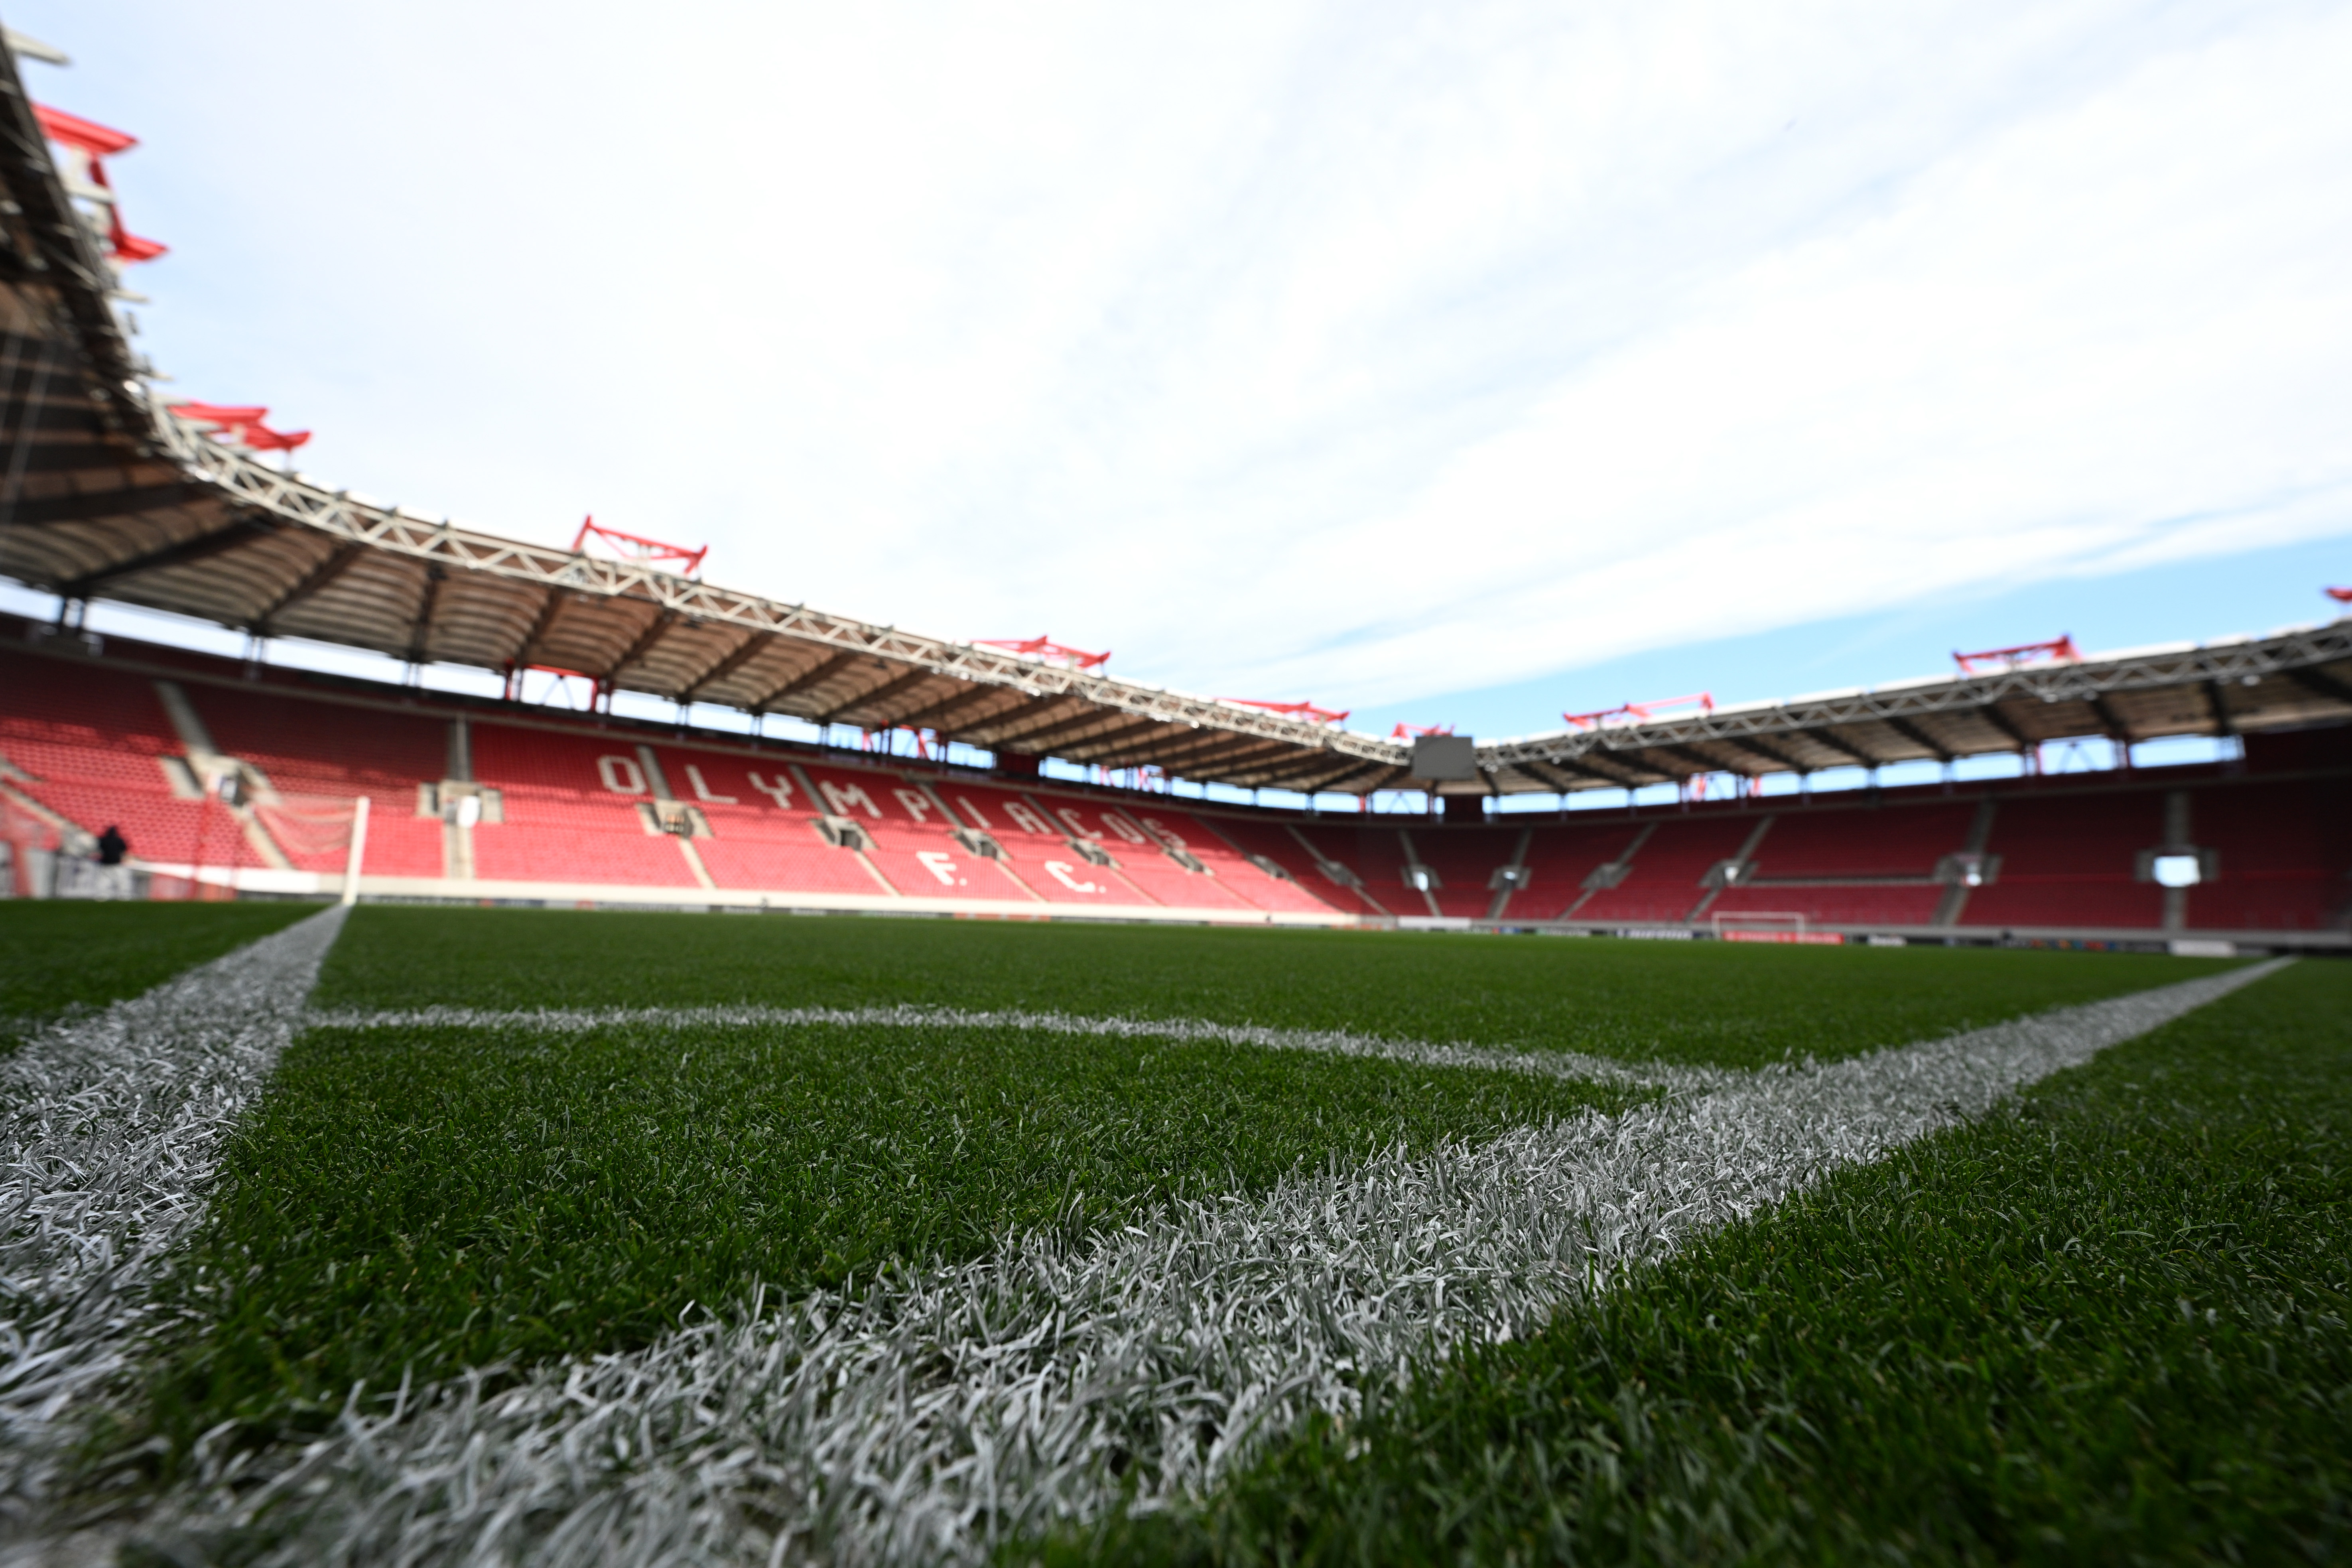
(5, 902, 2341, 1564)
(1050, 954, 2352, 1566)
(0, 898, 311, 1050)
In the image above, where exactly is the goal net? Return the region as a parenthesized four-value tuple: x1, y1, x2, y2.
(1711, 910, 1841, 944)
(149, 792, 374, 902)
(256, 793, 365, 864)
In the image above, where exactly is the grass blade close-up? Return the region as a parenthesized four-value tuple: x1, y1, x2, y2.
(1048, 954, 2351, 1566)
(0, 900, 313, 1052)
(135, 1012, 1633, 1458)
(0, 902, 2338, 1568)
(0, 902, 2322, 1568)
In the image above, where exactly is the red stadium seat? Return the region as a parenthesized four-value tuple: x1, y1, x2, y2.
(924, 780, 1148, 905)
(470, 724, 701, 887)
(4, 634, 2342, 934)
(2183, 778, 2352, 931)
(1204, 818, 1387, 916)
(797, 763, 1034, 901)
(0, 650, 269, 869)
(1960, 790, 2166, 930)
(1124, 808, 1349, 914)
(1573, 817, 1759, 924)
(185, 683, 447, 875)
(1504, 820, 1647, 922)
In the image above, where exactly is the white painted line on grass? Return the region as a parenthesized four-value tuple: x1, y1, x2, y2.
(0, 905, 349, 1521)
(302, 1001, 1730, 1091)
(170, 959, 2287, 1567)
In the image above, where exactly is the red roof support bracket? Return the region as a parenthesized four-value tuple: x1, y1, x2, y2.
(571, 516, 708, 578)
(169, 402, 269, 427)
(2325, 587, 2352, 605)
(1223, 698, 1350, 725)
(1389, 722, 1454, 739)
(168, 402, 310, 452)
(33, 102, 168, 262)
(32, 104, 136, 156)
(973, 635, 1110, 669)
(1564, 691, 1714, 730)
(240, 425, 311, 451)
(1952, 636, 2080, 676)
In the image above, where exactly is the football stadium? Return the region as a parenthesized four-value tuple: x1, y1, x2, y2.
(2, 20, 2349, 1568)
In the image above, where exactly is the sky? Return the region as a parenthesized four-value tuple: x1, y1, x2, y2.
(9, 0, 2351, 746)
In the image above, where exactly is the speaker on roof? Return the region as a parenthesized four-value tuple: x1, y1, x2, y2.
(1410, 734, 1477, 781)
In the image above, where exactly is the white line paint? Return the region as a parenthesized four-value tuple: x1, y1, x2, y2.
(302, 1002, 1729, 1091)
(0, 905, 349, 1523)
(158, 959, 2285, 1566)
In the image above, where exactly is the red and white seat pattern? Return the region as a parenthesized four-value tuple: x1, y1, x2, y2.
(2, 629, 2342, 931)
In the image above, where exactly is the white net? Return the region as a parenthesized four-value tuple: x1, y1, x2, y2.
(1712, 910, 1809, 942)
(255, 794, 361, 864)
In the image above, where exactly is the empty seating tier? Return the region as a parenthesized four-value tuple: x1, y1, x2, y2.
(1198, 818, 1380, 916)
(469, 724, 701, 887)
(1503, 820, 1647, 922)
(2, 627, 2343, 935)
(1749, 802, 1974, 880)
(1132, 809, 1347, 915)
(2184, 779, 2352, 932)
(1960, 790, 2167, 930)
(0, 649, 268, 869)
(184, 683, 447, 875)
(1573, 816, 1761, 925)
(1708, 884, 1943, 928)
(1406, 825, 1526, 919)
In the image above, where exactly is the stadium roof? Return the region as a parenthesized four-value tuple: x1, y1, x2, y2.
(2, 35, 2348, 800)
(1479, 625, 2352, 794)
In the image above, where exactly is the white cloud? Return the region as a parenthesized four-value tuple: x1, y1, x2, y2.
(22, 0, 2352, 711)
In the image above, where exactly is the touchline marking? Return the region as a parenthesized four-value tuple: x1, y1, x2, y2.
(0, 905, 349, 1523)
(159, 959, 2287, 1568)
(302, 1001, 1731, 1091)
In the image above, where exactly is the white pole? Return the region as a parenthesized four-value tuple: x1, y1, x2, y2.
(341, 795, 370, 906)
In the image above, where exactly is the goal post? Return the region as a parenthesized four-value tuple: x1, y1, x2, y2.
(1712, 910, 1838, 944)
(233, 792, 370, 903)
(341, 795, 370, 906)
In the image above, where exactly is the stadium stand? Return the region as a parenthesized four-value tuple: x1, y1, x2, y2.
(1297, 825, 1420, 915)
(1195, 817, 1387, 917)
(1500, 819, 1648, 922)
(1572, 816, 1763, 925)
(0, 645, 268, 871)
(1750, 801, 1976, 880)
(181, 682, 447, 877)
(1700, 799, 1974, 930)
(1706, 882, 1945, 928)
(1406, 825, 1525, 919)
(1075, 808, 1262, 913)
(1960, 788, 2166, 930)
(797, 763, 1030, 902)
(641, 750, 886, 898)
(2184, 777, 2352, 932)
(469, 723, 703, 888)
(4, 626, 2347, 944)
(926, 780, 1160, 907)
(1125, 809, 1349, 916)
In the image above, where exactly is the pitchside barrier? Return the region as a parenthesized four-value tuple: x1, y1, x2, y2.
(1712, 911, 1846, 946)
